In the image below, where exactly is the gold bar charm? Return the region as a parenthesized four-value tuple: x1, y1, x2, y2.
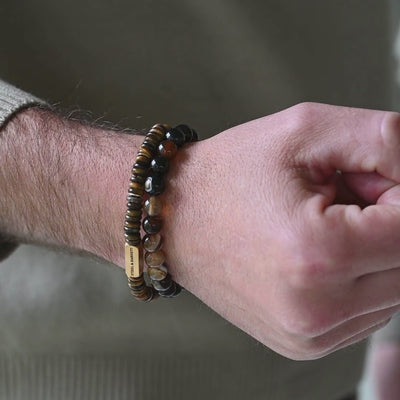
(125, 244, 142, 278)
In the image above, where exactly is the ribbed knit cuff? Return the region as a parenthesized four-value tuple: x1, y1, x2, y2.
(0, 79, 45, 125)
(0, 79, 47, 261)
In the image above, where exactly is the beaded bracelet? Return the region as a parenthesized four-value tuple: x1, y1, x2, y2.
(124, 123, 198, 302)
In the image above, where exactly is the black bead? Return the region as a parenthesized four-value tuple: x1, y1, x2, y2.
(160, 282, 182, 298)
(145, 174, 165, 196)
(152, 274, 172, 291)
(158, 282, 179, 297)
(175, 124, 193, 142)
(166, 128, 186, 147)
(143, 216, 162, 234)
(190, 129, 199, 142)
(150, 156, 169, 174)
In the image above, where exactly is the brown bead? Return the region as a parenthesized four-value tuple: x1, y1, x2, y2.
(130, 286, 155, 302)
(136, 154, 151, 166)
(158, 140, 178, 159)
(147, 132, 162, 144)
(126, 238, 141, 246)
(144, 196, 163, 216)
(130, 175, 146, 185)
(145, 250, 165, 267)
(142, 140, 157, 153)
(124, 220, 141, 229)
(147, 265, 168, 281)
(126, 203, 142, 212)
(132, 165, 148, 177)
(151, 123, 170, 134)
(124, 232, 141, 241)
(126, 193, 142, 205)
(129, 182, 145, 196)
(126, 209, 142, 218)
(138, 146, 153, 159)
(143, 233, 162, 252)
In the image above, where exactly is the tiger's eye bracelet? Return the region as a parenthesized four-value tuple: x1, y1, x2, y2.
(124, 123, 198, 301)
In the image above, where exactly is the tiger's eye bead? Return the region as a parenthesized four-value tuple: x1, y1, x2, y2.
(143, 216, 162, 234)
(144, 196, 163, 216)
(147, 265, 168, 281)
(145, 250, 165, 267)
(166, 128, 186, 147)
(150, 156, 169, 174)
(145, 175, 165, 196)
(143, 233, 163, 252)
(158, 140, 178, 159)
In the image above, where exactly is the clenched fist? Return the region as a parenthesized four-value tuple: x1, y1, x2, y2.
(161, 103, 400, 360)
(2, 103, 400, 361)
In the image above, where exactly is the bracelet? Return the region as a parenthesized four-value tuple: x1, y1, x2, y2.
(124, 123, 198, 301)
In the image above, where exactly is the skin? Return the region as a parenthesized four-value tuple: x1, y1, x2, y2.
(2, 102, 400, 361)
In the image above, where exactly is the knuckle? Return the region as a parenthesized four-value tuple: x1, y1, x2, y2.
(380, 111, 400, 149)
(284, 241, 342, 290)
(287, 102, 321, 132)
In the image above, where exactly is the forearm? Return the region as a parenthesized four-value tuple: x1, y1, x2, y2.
(0, 107, 142, 265)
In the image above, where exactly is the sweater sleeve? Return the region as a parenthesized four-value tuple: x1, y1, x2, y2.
(0, 79, 46, 261)
(0, 79, 45, 125)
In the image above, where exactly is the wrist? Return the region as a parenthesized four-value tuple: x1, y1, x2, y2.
(0, 107, 144, 264)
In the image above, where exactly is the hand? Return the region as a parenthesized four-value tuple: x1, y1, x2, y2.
(161, 103, 400, 360)
(3, 103, 400, 361)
